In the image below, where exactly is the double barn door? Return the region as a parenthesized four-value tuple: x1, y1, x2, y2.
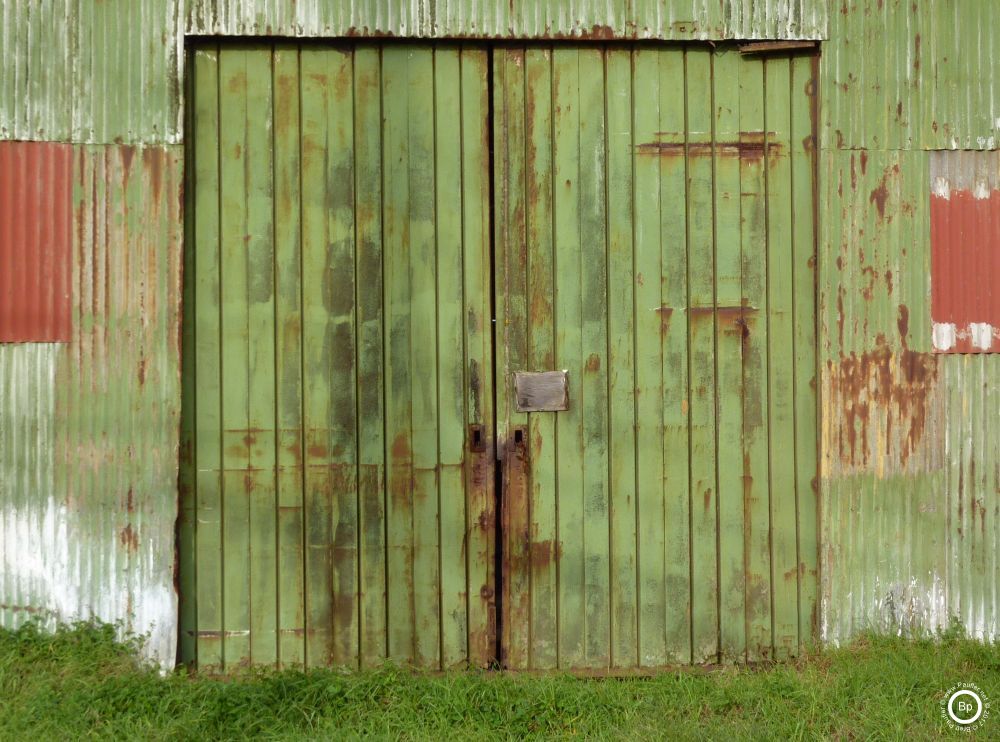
(180, 43, 818, 671)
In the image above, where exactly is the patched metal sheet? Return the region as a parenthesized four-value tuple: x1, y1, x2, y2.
(513, 371, 568, 412)
(930, 151, 1000, 353)
(185, 0, 828, 40)
(0, 142, 73, 342)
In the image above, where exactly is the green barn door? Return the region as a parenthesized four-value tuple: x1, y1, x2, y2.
(180, 44, 496, 671)
(494, 46, 819, 669)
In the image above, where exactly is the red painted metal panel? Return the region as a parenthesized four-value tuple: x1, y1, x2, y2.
(0, 142, 73, 342)
(930, 151, 1000, 353)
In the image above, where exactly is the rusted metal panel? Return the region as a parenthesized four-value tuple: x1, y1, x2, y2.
(929, 151, 1000, 353)
(184, 0, 828, 40)
(0, 0, 183, 144)
(0, 144, 183, 667)
(0, 142, 73, 342)
(823, 0, 1000, 150)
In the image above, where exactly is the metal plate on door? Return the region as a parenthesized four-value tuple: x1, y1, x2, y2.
(513, 371, 569, 412)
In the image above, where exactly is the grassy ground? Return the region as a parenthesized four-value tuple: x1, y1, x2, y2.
(0, 622, 996, 740)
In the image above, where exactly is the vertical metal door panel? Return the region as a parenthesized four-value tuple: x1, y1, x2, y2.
(790, 55, 819, 651)
(686, 47, 718, 665)
(182, 43, 495, 671)
(714, 48, 746, 662)
(272, 45, 306, 669)
(738, 55, 772, 660)
(495, 44, 819, 669)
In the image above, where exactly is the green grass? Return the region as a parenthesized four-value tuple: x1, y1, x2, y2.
(0, 622, 996, 740)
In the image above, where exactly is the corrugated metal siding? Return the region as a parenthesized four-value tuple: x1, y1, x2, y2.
(0, 0, 75, 140)
(184, 0, 827, 40)
(0, 145, 183, 666)
(819, 149, 930, 360)
(0, 142, 73, 342)
(73, 0, 184, 144)
(823, 0, 1000, 151)
(0, 0, 182, 144)
(0, 344, 60, 627)
(819, 3, 1000, 644)
(821, 354, 999, 643)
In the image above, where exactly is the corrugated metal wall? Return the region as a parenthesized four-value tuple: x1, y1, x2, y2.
(2, 0, 1000, 669)
(185, 0, 827, 40)
(0, 146, 182, 666)
(819, 0, 1000, 644)
(824, 0, 1000, 151)
(0, 0, 183, 144)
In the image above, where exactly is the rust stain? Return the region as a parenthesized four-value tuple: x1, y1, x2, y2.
(142, 147, 164, 203)
(389, 432, 412, 507)
(391, 432, 410, 461)
(469, 358, 482, 423)
(585, 353, 601, 372)
(635, 133, 777, 159)
(227, 72, 247, 92)
(119, 523, 139, 552)
(529, 539, 562, 567)
(897, 304, 909, 348)
(869, 164, 898, 221)
(657, 305, 673, 335)
(742, 453, 753, 502)
(306, 443, 328, 459)
(870, 182, 889, 219)
(828, 336, 938, 469)
(120, 144, 136, 178)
